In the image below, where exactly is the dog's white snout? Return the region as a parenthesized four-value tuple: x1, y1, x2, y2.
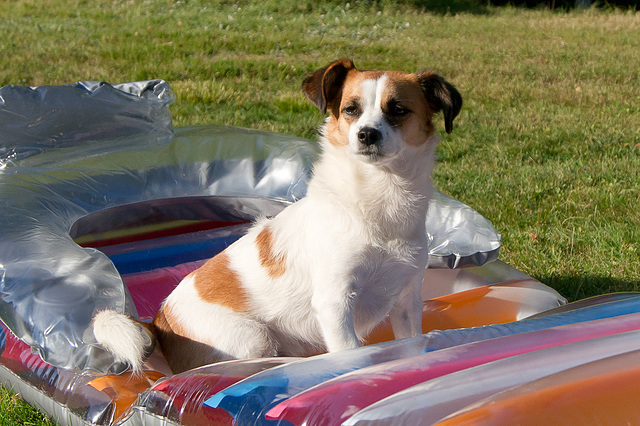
(357, 127, 382, 146)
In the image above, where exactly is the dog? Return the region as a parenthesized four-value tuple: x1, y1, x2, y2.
(93, 59, 462, 374)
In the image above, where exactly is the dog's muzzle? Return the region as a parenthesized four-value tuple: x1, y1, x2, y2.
(357, 127, 382, 146)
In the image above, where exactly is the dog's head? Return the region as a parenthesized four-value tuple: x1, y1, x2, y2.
(303, 59, 462, 163)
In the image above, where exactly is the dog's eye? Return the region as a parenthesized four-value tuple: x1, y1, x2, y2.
(390, 105, 410, 117)
(343, 105, 359, 116)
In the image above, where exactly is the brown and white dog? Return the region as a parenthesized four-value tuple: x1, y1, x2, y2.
(93, 59, 462, 373)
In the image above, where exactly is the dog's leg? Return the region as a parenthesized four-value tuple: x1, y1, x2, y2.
(388, 272, 424, 339)
(311, 287, 360, 352)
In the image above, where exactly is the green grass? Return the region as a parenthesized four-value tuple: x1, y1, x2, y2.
(1, 0, 639, 424)
(0, 387, 55, 426)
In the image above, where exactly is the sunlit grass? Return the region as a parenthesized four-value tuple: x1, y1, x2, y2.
(0, 387, 55, 426)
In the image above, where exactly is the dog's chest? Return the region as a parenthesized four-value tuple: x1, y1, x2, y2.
(298, 186, 430, 285)
(354, 237, 425, 288)
(348, 242, 424, 333)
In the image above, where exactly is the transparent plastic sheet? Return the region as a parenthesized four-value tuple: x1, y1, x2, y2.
(343, 328, 640, 425)
(267, 312, 640, 425)
(367, 276, 566, 344)
(0, 80, 175, 168)
(435, 350, 640, 425)
(425, 191, 500, 268)
(525, 292, 640, 319)
(0, 80, 177, 375)
(0, 321, 117, 424)
(96, 223, 252, 275)
(133, 358, 302, 426)
(203, 296, 640, 425)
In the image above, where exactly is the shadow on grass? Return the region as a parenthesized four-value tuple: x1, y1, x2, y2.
(401, 0, 494, 14)
(314, 0, 494, 15)
(536, 274, 640, 302)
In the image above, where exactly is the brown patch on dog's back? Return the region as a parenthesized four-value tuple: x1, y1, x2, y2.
(256, 226, 286, 278)
(191, 252, 250, 312)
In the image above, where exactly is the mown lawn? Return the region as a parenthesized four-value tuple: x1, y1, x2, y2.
(1, 0, 639, 423)
(0, 386, 55, 426)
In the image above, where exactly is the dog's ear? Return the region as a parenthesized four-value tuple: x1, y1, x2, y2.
(416, 71, 462, 134)
(302, 59, 355, 116)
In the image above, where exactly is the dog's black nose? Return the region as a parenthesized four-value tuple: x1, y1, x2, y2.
(357, 127, 382, 146)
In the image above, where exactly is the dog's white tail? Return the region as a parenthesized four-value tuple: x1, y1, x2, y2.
(92, 310, 155, 373)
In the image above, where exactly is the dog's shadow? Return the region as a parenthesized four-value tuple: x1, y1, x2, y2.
(536, 274, 640, 302)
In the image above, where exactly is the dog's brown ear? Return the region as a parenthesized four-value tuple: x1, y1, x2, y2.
(416, 71, 462, 134)
(302, 59, 355, 116)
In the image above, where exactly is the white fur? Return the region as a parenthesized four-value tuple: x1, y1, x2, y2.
(164, 274, 277, 359)
(348, 77, 388, 155)
(92, 310, 152, 372)
(93, 67, 442, 373)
